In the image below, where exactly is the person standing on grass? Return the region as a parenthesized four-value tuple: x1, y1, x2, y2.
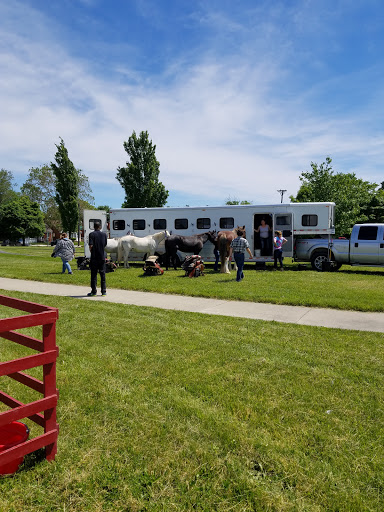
(88, 221, 107, 297)
(52, 233, 75, 274)
(228, 229, 253, 282)
(273, 230, 287, 271)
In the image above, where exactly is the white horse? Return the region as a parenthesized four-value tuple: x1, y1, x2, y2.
(117, 231, 169, 268)
(106, 238, 120, 260)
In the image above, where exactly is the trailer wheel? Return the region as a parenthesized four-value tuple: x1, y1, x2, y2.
(310, 250, 341, 271)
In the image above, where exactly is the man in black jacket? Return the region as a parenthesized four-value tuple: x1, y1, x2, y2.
(87, 221, 107, 296)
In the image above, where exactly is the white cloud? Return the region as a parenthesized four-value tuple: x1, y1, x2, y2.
(0, 1, 383, 208)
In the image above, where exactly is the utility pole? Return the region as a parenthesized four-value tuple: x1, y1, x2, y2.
(277, 189, 287, 203)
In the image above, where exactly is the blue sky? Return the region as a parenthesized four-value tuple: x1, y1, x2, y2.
(0, 0, 383, 208)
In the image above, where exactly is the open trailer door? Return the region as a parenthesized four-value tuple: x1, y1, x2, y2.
(274, 212, 293, 257)
(83, 210, 108, 258)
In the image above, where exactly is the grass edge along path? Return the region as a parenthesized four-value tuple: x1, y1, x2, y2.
(1, 291, 383, 511)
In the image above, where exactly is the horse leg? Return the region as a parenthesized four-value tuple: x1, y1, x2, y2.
(172, 249, 178, 270)
(124, 249, 130, 268)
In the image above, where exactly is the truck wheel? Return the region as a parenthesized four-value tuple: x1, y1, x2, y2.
(310, 250, 341, 271)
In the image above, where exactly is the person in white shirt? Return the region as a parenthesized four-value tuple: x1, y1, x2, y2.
(254, 219, 272, 255)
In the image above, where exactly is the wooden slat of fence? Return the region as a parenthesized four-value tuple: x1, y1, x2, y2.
(0, 330, 44, 352)
(0, 429, 58, 467)
(0, 350, 57, 377)
(0, 311, 58, 333)
(0, 390, 45, 427)
(0, 295, 57, 314)
(0, 395, 57, 428)
(8, 371, 44, 394)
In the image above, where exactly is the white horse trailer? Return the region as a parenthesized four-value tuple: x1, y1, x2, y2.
(84, 203, 335, 264)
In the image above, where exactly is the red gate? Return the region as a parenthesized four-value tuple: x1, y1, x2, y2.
(0, 294, 59, 472)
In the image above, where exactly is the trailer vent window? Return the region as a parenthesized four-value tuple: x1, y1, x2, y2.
(175, 218, 188, 230)
(220, 217, 234, 229)
(358, 226, 378, 240)
(113, 220, 126, 231)
(133, 219, 146, 230)
(276, 216, 290, 225)
(89, 219, 102, 229)
(154, 219, 167, 230)
(197, 218, 211, 229)
(302, 215, 318, 227)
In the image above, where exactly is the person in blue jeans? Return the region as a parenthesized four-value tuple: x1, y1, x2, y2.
(273, 230, 287, 270)
(229, 229, 253, 281)
(52, 233, 75, 274)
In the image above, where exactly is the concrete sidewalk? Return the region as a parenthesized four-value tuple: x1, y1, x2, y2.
(0, 277, 383, 333)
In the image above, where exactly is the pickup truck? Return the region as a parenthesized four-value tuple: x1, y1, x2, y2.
(295, 223, 384, 271)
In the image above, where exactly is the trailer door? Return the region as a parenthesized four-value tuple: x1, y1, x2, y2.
(83, 210, 108, 258)
(274, 213, 293, 257)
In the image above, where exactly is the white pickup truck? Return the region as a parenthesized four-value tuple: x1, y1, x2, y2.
(295, 224, 384, 271)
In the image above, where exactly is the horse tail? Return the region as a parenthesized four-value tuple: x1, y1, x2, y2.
(219, 235, 228, 261)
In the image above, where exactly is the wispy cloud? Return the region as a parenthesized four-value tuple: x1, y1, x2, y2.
(0, 0, 383, 207)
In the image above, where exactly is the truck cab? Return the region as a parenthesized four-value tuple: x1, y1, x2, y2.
(349, 224, 384, 265)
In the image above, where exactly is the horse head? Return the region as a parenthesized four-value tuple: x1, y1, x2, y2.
(206, 230, 218, 244)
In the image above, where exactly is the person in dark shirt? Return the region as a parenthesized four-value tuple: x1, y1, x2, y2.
(87, 221, 108, 296)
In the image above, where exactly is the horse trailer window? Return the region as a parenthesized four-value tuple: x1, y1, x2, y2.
(175, 218, 188, 230)
(302, 215, 318, 227)
(89, 219, 102, 229)
(197, 218, 211, 229)
(133, 219, 145, 230)
(358, 226, 378, 240)
(154, 219, 167, 230)
(276, 215, 290, 225)
(220, 217, 234, 229)
(113, 220, 125, 231)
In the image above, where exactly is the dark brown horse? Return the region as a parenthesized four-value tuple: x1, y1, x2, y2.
(165, 231, 216, 270)
(217, 226, 246, 273)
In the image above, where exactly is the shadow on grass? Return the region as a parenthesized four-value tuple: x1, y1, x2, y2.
(19, 448, 46, 473)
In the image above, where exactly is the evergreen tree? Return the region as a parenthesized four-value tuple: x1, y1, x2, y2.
(51, 138, 79, 235)
(116, 131, 168, 208)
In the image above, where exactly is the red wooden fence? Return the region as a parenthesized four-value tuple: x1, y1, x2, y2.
(0, 294, 59, 470)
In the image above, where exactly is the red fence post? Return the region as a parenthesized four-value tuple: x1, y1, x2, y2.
(43, 322, 59, 461)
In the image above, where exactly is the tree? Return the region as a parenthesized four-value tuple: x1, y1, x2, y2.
(291, 157, 377, 236)
(225, 197, 252, 205)
(21, 164, 94, 238)
(0, 196, 45, 244)
(116, 131, 168, 208)
(51, 139, 80, 235)
(0, 169, 18, 205)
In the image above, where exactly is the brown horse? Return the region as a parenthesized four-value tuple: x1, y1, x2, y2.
(217, 226, 246, 273)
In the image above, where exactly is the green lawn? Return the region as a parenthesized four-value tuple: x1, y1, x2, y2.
(0, 291, 383, 511)
(0, 245, 384, 311)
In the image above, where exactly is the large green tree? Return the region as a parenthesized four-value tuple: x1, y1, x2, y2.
(51, 139, 80, 235)
(116, 131, 168, 208)
(291, 157, 379, 236)
(0, 169, 18, 205)
(0, 196, 45, 244)
(21, 164, 94, 237)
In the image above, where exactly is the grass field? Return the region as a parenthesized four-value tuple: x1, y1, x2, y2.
(0, 245, 384, 312)
(0, 291, 383, 511)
